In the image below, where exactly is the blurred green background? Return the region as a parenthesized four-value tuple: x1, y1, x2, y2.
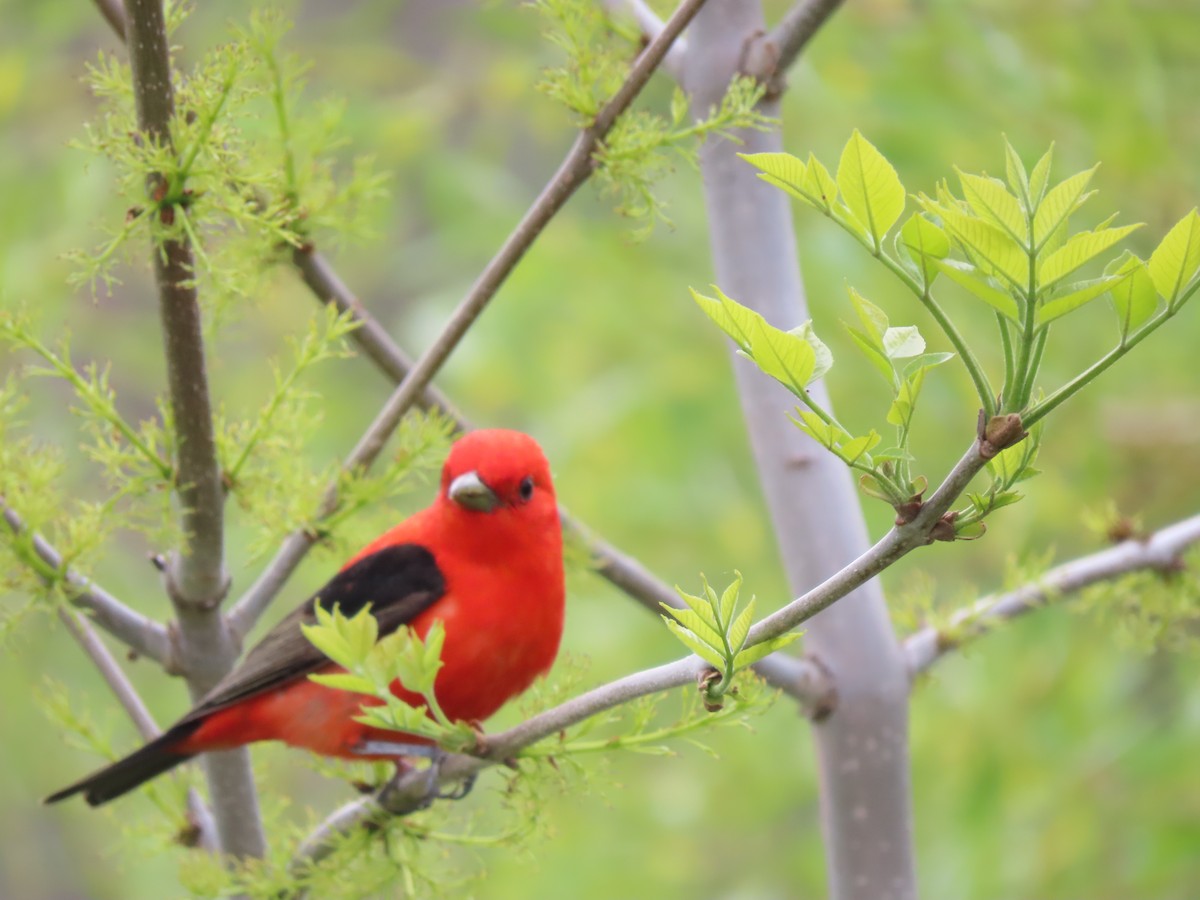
(2, 0, 1199, 897)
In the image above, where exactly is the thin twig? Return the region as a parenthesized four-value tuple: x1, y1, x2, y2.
(741, 0, 846, 94)
(124, 0, 263, 859)
(290, 436, 992, 873)
(1, 504, 172, 665)
(91, 0, 126, 39)
(602, 0, 687, 80)
(228, 0, 708, 634)
(58, 608, 160, 739)
(905, 513, 1200, 676)
(56, 608, 220, 852)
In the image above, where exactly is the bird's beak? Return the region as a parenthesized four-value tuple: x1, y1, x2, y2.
(448, 471, 500, 513)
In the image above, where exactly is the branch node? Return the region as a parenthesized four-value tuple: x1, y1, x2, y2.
(978, 412, 1027, 459)
(928, 511, 959, 544)
(801, 653, 838, 722)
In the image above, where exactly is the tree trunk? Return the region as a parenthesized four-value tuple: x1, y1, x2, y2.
(683, 4, 916, 897)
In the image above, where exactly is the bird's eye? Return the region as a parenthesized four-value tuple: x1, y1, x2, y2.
(518, 476, 535, 503)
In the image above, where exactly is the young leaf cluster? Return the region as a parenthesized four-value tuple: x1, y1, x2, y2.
(691, 284, 933, 511)
(534, 0, 771, 234)
(661, 572, 799, 708)
(70, 9, 387, 321)
(1076, 552, 1200, 654)
(301, 604, 479, 753)
(740, 133, 1200, 427)
(695, 132, 1200, 531)
(594, 76, 771, 235)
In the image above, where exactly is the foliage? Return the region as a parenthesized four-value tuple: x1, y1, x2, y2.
(535, 0, 772, 233)
(660, 571, 799, 707)
(68, 9, 388, 319)
(696, 133, 1200, 537)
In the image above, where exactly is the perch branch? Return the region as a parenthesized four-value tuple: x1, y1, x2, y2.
(290, 435, 992, 874)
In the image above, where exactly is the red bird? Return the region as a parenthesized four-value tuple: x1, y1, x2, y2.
(47, 429, 565, 806)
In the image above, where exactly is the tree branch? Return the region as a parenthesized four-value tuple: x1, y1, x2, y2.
(602, 0, 687, 80)
(57, 607, 218, 852)
(123, 0, 264, 859)
(290, 436, 991, 874)
(91, 0, 126, 40)
(227, 0, 707, 634)
(741, 0, 846, 94)
(905, 513, 1200, 676)
(1, 504, 172, 666)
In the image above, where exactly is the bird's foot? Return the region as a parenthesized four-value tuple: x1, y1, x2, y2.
(368, 746, 478, 814)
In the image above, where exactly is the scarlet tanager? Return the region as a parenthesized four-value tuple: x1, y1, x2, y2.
(47, 429, 564, 806)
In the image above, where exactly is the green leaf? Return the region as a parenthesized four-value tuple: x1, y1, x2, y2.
(882, 325, 925, 359)
(1036, 274, 1127, 326)
(691, 286, 766, 353)
(937, 205, 1027, 290)
(789, 321, 833, 381)
(676, 585, 719, 622)
(802, 153, 839, 212)
(903, 352, 955, 376)
(840, 430, 881, 464)
(836, 130, 906, 246)
(309, 672, 375, 694)
(957, 169, 1027, 243)
(661, 604, 725, 651)
(1003, 138, 1031, 208)
(931, 259, 1020, 321)
(662, 618, 727, 671)
(1038, 223, 1142, 287)
(1032, 166, 1097, 247)
(986, 491, 1023, 512)
(301, 620, 354, 668)
(898, 214, 951, 288)
(1147, 209, 1200, 305)
(845, 326, 896, 385)
(741, 152, 812, 205)
(847, 286, 889, 341)
(670, 87, 689, 126)
(718, 572, 742, 629)
(749, 316, 817, 396)
(1028, 144, 1054, 206)
(1105, 253, 1158, 337)
(734, 632, 802, 670)
(727, 598, 756, 653)
(791, 408, 846, 449)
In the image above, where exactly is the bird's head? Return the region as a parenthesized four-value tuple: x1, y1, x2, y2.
(440, 429, 556, 517)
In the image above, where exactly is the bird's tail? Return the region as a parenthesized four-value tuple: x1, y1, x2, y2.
(45, 719, 202, 807)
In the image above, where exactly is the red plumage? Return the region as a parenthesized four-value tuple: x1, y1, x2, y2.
(47, 429, 565, 805)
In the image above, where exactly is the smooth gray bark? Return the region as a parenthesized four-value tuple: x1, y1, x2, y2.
(684, 3, 917, 896)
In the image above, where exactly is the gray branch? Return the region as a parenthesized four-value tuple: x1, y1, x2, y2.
(57, 608, 218, 852)
(742, 0, 847, 94)
(123, 0, 264, 860)
(1, 504, 172, 665)
(905, 513, 1200, 675)
(91, 0, 126, 39)
(227, 0, 709, 634)
(601, 0, 688, 80)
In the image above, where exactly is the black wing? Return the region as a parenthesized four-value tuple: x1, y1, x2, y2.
(182, 542, 445, 723)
